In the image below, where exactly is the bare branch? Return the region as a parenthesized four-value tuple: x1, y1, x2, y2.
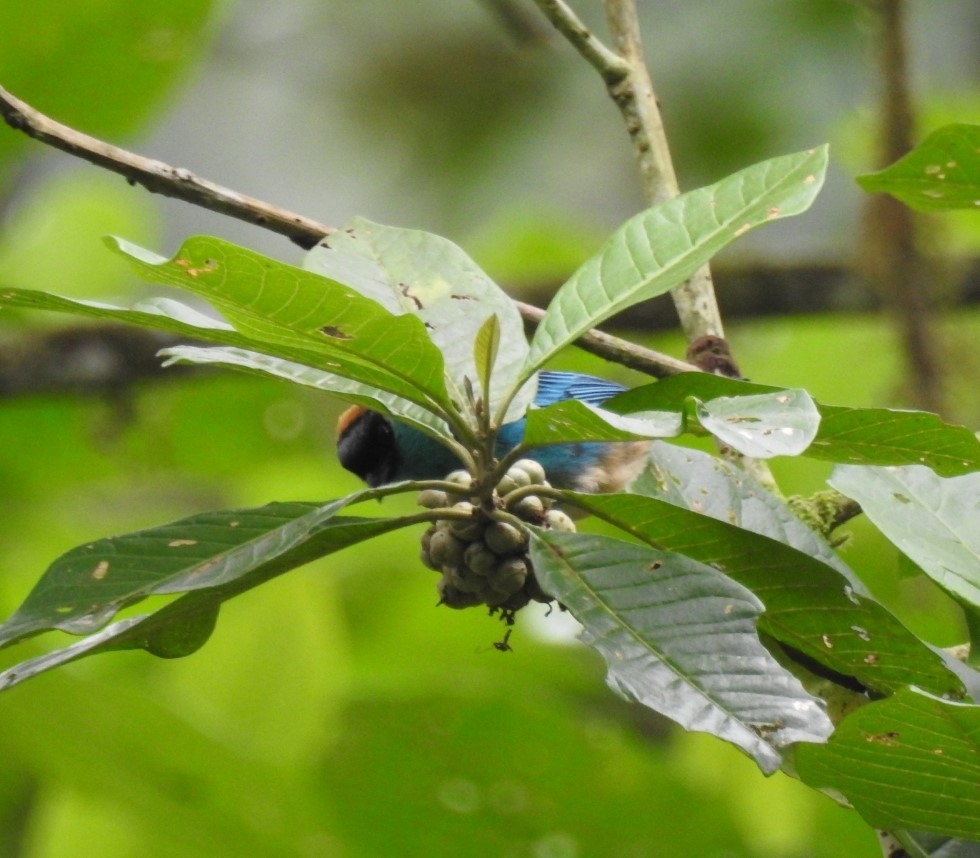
(531, 2, 724, 340)
(602, 0, 723, 341)
(0, 86, 695, 380)
(0, 85, 334, 250)
(515, 301, 697, 377)
(531, 0, 631, 83)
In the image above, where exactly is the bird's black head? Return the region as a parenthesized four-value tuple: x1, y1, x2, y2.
(336, 406, 400, 487)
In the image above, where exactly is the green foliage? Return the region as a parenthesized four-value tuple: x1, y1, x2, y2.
(830, 465, 980, 608)
(530, 529, 834, 774)
(798, 687, 980, 840)
(1, 144, 979, 851)
(857, 124, 980, 212)
(610, 373, 980, 476)
(0, 0, 218, 172)
(522, 146, 829, 377)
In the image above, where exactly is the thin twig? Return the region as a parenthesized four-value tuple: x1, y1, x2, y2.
(603, 0, 723, 341)
(530, 0, 631, 84)
(532, 0, 724, 340)
(0, 86, 696, 380)
(0, 85, 334, 250)
(533, 2, 778, 487)
(515, 301, 695, 376)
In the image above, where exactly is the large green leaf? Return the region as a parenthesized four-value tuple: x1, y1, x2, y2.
(107, 235, 454, 415)
(633, 442, 854, 579)
(161, 344, 451, 440)
(522, 146, 828, 376)
(0, 286, 452, 438)
(797, 688, 980, 840)
(857, 124, 980, 212)
(304, 218, 535, 423)
(830, 465, 980, 609)
(0, 491, 415, 650)
(560, 490, 964, 699)
(609, 374, 980, 477)
(0, 508, 419, 690)
(530, 530, 833, 774)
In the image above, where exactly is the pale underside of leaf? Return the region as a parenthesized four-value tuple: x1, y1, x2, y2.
(531, 530, 833, 774)
(830, 464, 980, 608)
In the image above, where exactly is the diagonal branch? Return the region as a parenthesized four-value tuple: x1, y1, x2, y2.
(0, 85, 334, 250)
(0, 85, 696, 380)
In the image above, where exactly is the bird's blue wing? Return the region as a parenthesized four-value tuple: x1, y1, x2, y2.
(533, 371, 627, 407)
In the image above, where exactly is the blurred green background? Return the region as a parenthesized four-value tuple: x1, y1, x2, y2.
(1, 1, 979, 856)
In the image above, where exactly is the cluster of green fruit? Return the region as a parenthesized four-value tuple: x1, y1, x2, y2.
(417, 459, 574, 613)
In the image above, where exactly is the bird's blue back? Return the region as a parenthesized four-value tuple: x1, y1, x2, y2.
(389, 370, 629, 488)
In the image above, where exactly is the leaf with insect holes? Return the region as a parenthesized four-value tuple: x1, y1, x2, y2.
(556, 490, 965, 700)
(696, 388, 820, 458)
(522, 147, 828, 378)
(0, 499, 420, 690)
(106, 235, 454, 415)
(0, 489, 405, 651)
(607, 374, 980, 477)
(798, 687, 980, 840)
(531, 529, 833, 774)
(0, 286, 452, 440)
(305, 219, 535, 423)
(857, 124, 980, 212)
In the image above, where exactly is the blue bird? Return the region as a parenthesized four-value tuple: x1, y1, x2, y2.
(336, 370, 649, 492)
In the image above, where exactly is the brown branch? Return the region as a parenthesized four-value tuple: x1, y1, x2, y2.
(0, 85, 696, 380)
(0, 85, 335, 250)
(532, 1, 724, 341)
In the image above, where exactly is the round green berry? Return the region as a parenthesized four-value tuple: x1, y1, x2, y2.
(417, 489, 449, 510)
(484, 521, 527, 555)
(512, 458, 547, 486)
(437, 576, 484, 609)
(543, 509, 576, 533)
(463, 541, 497, 577)
(429, 529, 466, 567)
(509, 494, 545, 521)
(489, 557, 528, 598)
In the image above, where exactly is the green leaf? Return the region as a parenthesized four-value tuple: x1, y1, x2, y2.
(830, 465, 980, 609)
(797, 688, 980, 840)
(857, 124, 980, 212)
(560, 489, 964, 699)
(107, 234, 453, 414)
(633, 442, 853, 578)
(696, 389, 820, 458)
(304, 218, 534, 422)
(894, 832, 980, 858)
(473, 313, 500, 405)
(0, 510, 416, 690)
(608, 374, 980, 477)
(0, 287, 452, 431)
(142, 600, 220, 659)
(523, 146, 828, 376)
(521, 399, 683, 447)
(530, 530, 833, 774)
(0, 493, 409, 650)
(161, 344, 451, 440)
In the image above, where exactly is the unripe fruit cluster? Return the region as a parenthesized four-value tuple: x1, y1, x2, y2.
(418, 460, 575, 613)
